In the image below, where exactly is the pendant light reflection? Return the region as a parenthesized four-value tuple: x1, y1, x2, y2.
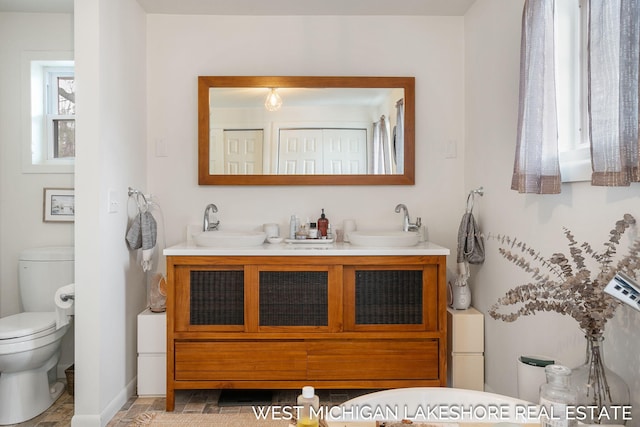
(264, 88, 283, 111)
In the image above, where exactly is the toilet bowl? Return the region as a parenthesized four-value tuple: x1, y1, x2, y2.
(0, 247, 74, 425)
(0, 313, 70, 424)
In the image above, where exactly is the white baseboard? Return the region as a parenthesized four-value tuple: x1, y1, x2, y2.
(70, 376, 136, 427)
(70, 414, 102, 427)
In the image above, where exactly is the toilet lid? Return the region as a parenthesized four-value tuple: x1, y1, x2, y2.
(0, 312, 56, 340)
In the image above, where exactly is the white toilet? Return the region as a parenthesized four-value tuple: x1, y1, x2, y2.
(0, 246, 74, 425)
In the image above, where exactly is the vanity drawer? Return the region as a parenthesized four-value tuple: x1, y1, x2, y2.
(174, 341, 307, 381)
(175, 339, 439, 383)
(307, 339, 440, 381)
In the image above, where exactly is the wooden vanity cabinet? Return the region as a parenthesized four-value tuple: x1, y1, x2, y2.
(165, 255, 447, 411)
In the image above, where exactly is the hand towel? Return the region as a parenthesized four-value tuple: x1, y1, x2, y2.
(456, 211, 485, 265)
(126, 211, 157, 272)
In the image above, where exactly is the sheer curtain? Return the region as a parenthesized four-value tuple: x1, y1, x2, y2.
(395, 99, 405, 175)
(590, 0, 640, 186)
(372, 115, 393, 174)
(512, 0, 561, 194)
(512, 0, 640, 193)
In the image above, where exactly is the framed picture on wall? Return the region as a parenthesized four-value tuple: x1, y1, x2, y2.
(43, 188, 75, 222)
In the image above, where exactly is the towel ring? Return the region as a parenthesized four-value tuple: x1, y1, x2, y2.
(466, 187, 484, 213)
(128, 187, 149, 213)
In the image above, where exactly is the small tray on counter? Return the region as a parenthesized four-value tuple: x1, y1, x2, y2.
(284, 238, 335, 244)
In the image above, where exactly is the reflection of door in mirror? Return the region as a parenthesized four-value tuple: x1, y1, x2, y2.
(324, 129, 367, 174)
(210, 129, 264, 174)
(208, 83, 404, 176)
(278, 128, 367, 174)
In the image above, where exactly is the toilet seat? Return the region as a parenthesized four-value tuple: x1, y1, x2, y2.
(0, 312, 57, 344)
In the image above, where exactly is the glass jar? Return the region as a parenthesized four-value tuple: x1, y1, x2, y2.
(539, 364, 577, 427)
(308, 222, 318, 239)
(572, 333, 630, 425)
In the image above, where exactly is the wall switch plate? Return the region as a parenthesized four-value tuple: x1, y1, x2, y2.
(155, 138, 168, 157)
(108, 189, 119, 213)
(444, 140, 457, 158)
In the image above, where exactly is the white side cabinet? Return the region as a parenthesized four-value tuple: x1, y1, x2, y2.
(447, 306, 484, 390)
(137, 309, 166, 396)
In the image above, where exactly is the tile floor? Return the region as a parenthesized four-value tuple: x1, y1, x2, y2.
(8, 390, 74, 427)
(10, 388, 377, 427)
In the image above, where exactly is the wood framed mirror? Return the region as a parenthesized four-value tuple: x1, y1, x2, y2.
(198, 76, 415, 185)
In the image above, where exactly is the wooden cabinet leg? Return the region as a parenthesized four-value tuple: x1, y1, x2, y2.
(165, 387, 175, 411)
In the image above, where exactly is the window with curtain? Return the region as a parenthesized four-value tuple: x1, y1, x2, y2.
(556, 0, 590, 182)
(512, 0, 640, 194)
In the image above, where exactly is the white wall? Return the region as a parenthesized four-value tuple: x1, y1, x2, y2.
(0, 11, 75, 372)
(73, 0, 147, 425)
(146, 15, 467, 261)
(465, 0, 640, 421)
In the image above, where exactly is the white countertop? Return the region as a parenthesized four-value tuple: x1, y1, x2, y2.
(163, 241, 450, 256)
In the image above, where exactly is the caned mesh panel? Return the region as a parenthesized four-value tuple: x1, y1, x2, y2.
(190, 271, 244, 325)
(259, 271, 328, 326)
(355, 270, 423, 324)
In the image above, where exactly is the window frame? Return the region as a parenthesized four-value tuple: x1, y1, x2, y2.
(21, 51, 74, 173)
(45, 67, 75, 161)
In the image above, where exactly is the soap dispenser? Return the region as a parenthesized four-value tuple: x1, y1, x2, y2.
(317, 209, 329, 238)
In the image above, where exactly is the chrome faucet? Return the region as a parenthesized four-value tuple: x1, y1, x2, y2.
(203, 203, 220, 231)
(395, 203, 421, 232)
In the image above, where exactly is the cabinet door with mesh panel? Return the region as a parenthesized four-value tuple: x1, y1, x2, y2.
(343, 265, 439, 331)
(254, 265, 342, 332)
(174, 266, 245, 332)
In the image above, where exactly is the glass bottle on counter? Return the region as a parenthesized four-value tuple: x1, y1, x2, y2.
(289, 215, 297, 240)
(297, 386, 319, 427)
(539, 364, 577, 427)
(318, 209, 329, 238)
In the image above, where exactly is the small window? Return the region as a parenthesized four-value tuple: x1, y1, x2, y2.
(22, 52, 74, 173)
(45, 68, 75, 160)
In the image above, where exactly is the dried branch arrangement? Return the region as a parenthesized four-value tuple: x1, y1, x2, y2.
(489, 214, 640, 334)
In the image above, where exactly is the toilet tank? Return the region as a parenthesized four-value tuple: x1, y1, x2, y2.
(19, 246, 74, 312)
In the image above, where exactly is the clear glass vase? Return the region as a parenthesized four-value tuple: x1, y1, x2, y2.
(572, 333, 630, 425)
(147, 272, 167, 312)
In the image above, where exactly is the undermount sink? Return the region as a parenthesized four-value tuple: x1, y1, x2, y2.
(348, 230, 419, 247)
(192, 230, 267, 247)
